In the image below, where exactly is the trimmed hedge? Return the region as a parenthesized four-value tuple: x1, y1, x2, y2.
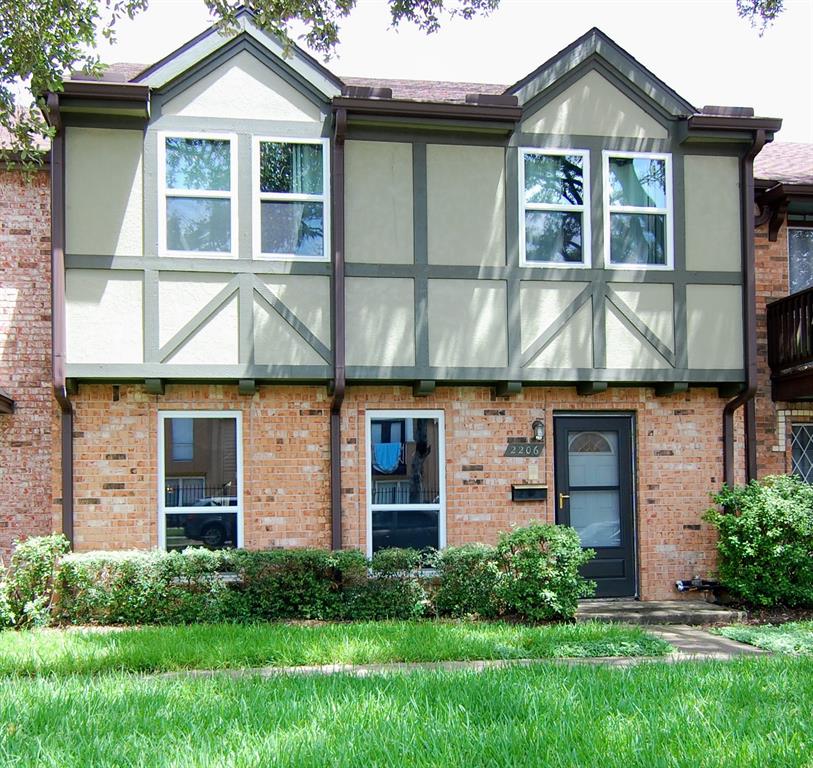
(1, 522, 595, 627)
(705, 475, 813, 607)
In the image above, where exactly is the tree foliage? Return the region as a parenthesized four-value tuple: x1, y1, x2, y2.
(0, 0, 787, 167)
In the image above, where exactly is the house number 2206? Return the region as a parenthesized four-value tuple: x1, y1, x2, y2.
(503, 444, 542, 457)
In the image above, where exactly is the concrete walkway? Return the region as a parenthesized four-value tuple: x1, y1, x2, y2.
(162, 625, 767, 680)
(577, 599, 746, 626)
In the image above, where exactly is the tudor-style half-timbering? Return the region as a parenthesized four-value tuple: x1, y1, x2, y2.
(63, 17, 339, 382)
(341, 31, 751, 387)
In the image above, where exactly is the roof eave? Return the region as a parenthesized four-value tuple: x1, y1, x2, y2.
(333, 96, 522, 124)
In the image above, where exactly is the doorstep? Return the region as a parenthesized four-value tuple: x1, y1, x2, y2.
(576, 599, 746, 626)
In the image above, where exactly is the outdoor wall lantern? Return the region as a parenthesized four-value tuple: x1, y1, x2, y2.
(531, 419, 545, 443)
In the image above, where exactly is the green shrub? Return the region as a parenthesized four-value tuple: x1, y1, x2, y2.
(704, 475, 813, 607)
(496, 523, 595, 621)
(432, 544, 502, 618)
(0, 534, 70, 628)
(7, 522, 594, 627)
(337, 548, 427, 620)
(55, 549, 236, 625)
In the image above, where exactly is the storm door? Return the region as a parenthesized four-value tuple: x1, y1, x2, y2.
(554, 415, 636, 597)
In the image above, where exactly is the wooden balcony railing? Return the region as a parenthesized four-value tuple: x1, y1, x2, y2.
(767, 286, 813, 375)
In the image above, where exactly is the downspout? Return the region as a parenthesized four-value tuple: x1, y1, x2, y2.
(329, 108, 347, 550)
(723, 128, 765, 486)
(47, 93, 74, 545)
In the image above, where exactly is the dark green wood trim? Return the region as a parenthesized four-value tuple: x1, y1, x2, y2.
(158, 278, 239, 363)
(153, 37, 332, 113)
(496, 381, 523, 396)
(238, 378, 257, 395)
(591, 282, 607, 369)
(412, 142, 430, 370)
(238, 273, 254, 365)
(144, 378, 165, 395)
(67, 364, 332, 379)
(605, 286, 676, 368)
(413, 380, 435, 396)
(520, 284, 593, 368)
(143, 269, 160, 363)
(577, 381, 608, 395)
(655, 382, 688, 396)
(65, 254, 333, 276)
(253, 279, 332, 363)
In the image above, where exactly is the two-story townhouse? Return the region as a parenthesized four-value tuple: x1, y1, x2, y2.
(0, 13, 784, 600)
(753, 143, 813, 479)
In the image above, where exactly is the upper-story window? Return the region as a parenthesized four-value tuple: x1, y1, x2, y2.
(253, 138, 330, 261)
(519, 149, 590, 268)
(159, 133, 238, 258)
(603, 151, 673, 270)
(789, 228, 813, 294)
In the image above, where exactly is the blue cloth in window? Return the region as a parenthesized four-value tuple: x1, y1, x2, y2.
(373, 442, 402, 474)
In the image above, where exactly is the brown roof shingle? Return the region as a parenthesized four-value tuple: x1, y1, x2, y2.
(341, 76, 506, 104)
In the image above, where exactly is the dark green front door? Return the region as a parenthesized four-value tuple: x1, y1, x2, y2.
(554, 415, 637, 598)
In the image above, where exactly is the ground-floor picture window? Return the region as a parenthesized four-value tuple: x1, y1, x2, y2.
(791, 423, 813, 483)
(158, 412, 242, 550)
(366, 411, 445, 555)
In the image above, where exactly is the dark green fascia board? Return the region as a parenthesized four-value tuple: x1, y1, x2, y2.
(66, 364, 333, 381)
(506, 27, 696, 117)
(345, 114, 516, 135)
(345, 366, 745, 384)
(61, 114, 149, 130)
(133, 7, 343, 94)
(59, 98, 149, 118)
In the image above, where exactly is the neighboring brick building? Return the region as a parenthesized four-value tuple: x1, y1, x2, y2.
(0, 169, 57, 551)
(753, 143, 813, 480)
(2, 17, 804, 601)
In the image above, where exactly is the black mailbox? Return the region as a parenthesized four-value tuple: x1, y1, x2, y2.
(511, 484, 548, 502)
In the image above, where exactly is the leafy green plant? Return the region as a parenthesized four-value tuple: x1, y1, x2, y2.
(704, 475, 813, 607)
(0, 533, 70, 628)
(496, 523, 595, 621)
(431, 544, 502, 618)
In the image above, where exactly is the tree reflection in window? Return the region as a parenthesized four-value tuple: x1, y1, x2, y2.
(522, 151, 588, 265)
(258, 141, 325, 258)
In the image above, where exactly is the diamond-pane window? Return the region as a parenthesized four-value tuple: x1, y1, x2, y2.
(791, 424, 813, 483)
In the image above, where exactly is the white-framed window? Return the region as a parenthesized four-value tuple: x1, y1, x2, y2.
(603, 151, 673, 270)
(252, 137, 330, 261)
(791, 423, 813, 483)
(158, 132, 238, 258)
(365, 410, 446, 557)
(519, 148, 591, 268)
(158, 411, 243, 550)
(788, 228, 813, 294)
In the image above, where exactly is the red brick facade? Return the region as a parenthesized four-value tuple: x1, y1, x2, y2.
(0, 170, 59, 555)
(754, 219, 813, 478)
(55, 381, 744, 599)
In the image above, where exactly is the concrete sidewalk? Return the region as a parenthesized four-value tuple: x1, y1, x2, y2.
(162, 625, 767, 679)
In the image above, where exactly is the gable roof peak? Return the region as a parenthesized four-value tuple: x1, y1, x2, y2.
(505, 26, 696, 118)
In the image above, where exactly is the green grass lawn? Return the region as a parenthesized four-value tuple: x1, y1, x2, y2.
(0, 621, 669, 675)
(717, 621, 813, 655)
(0, 657, 811, 767)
